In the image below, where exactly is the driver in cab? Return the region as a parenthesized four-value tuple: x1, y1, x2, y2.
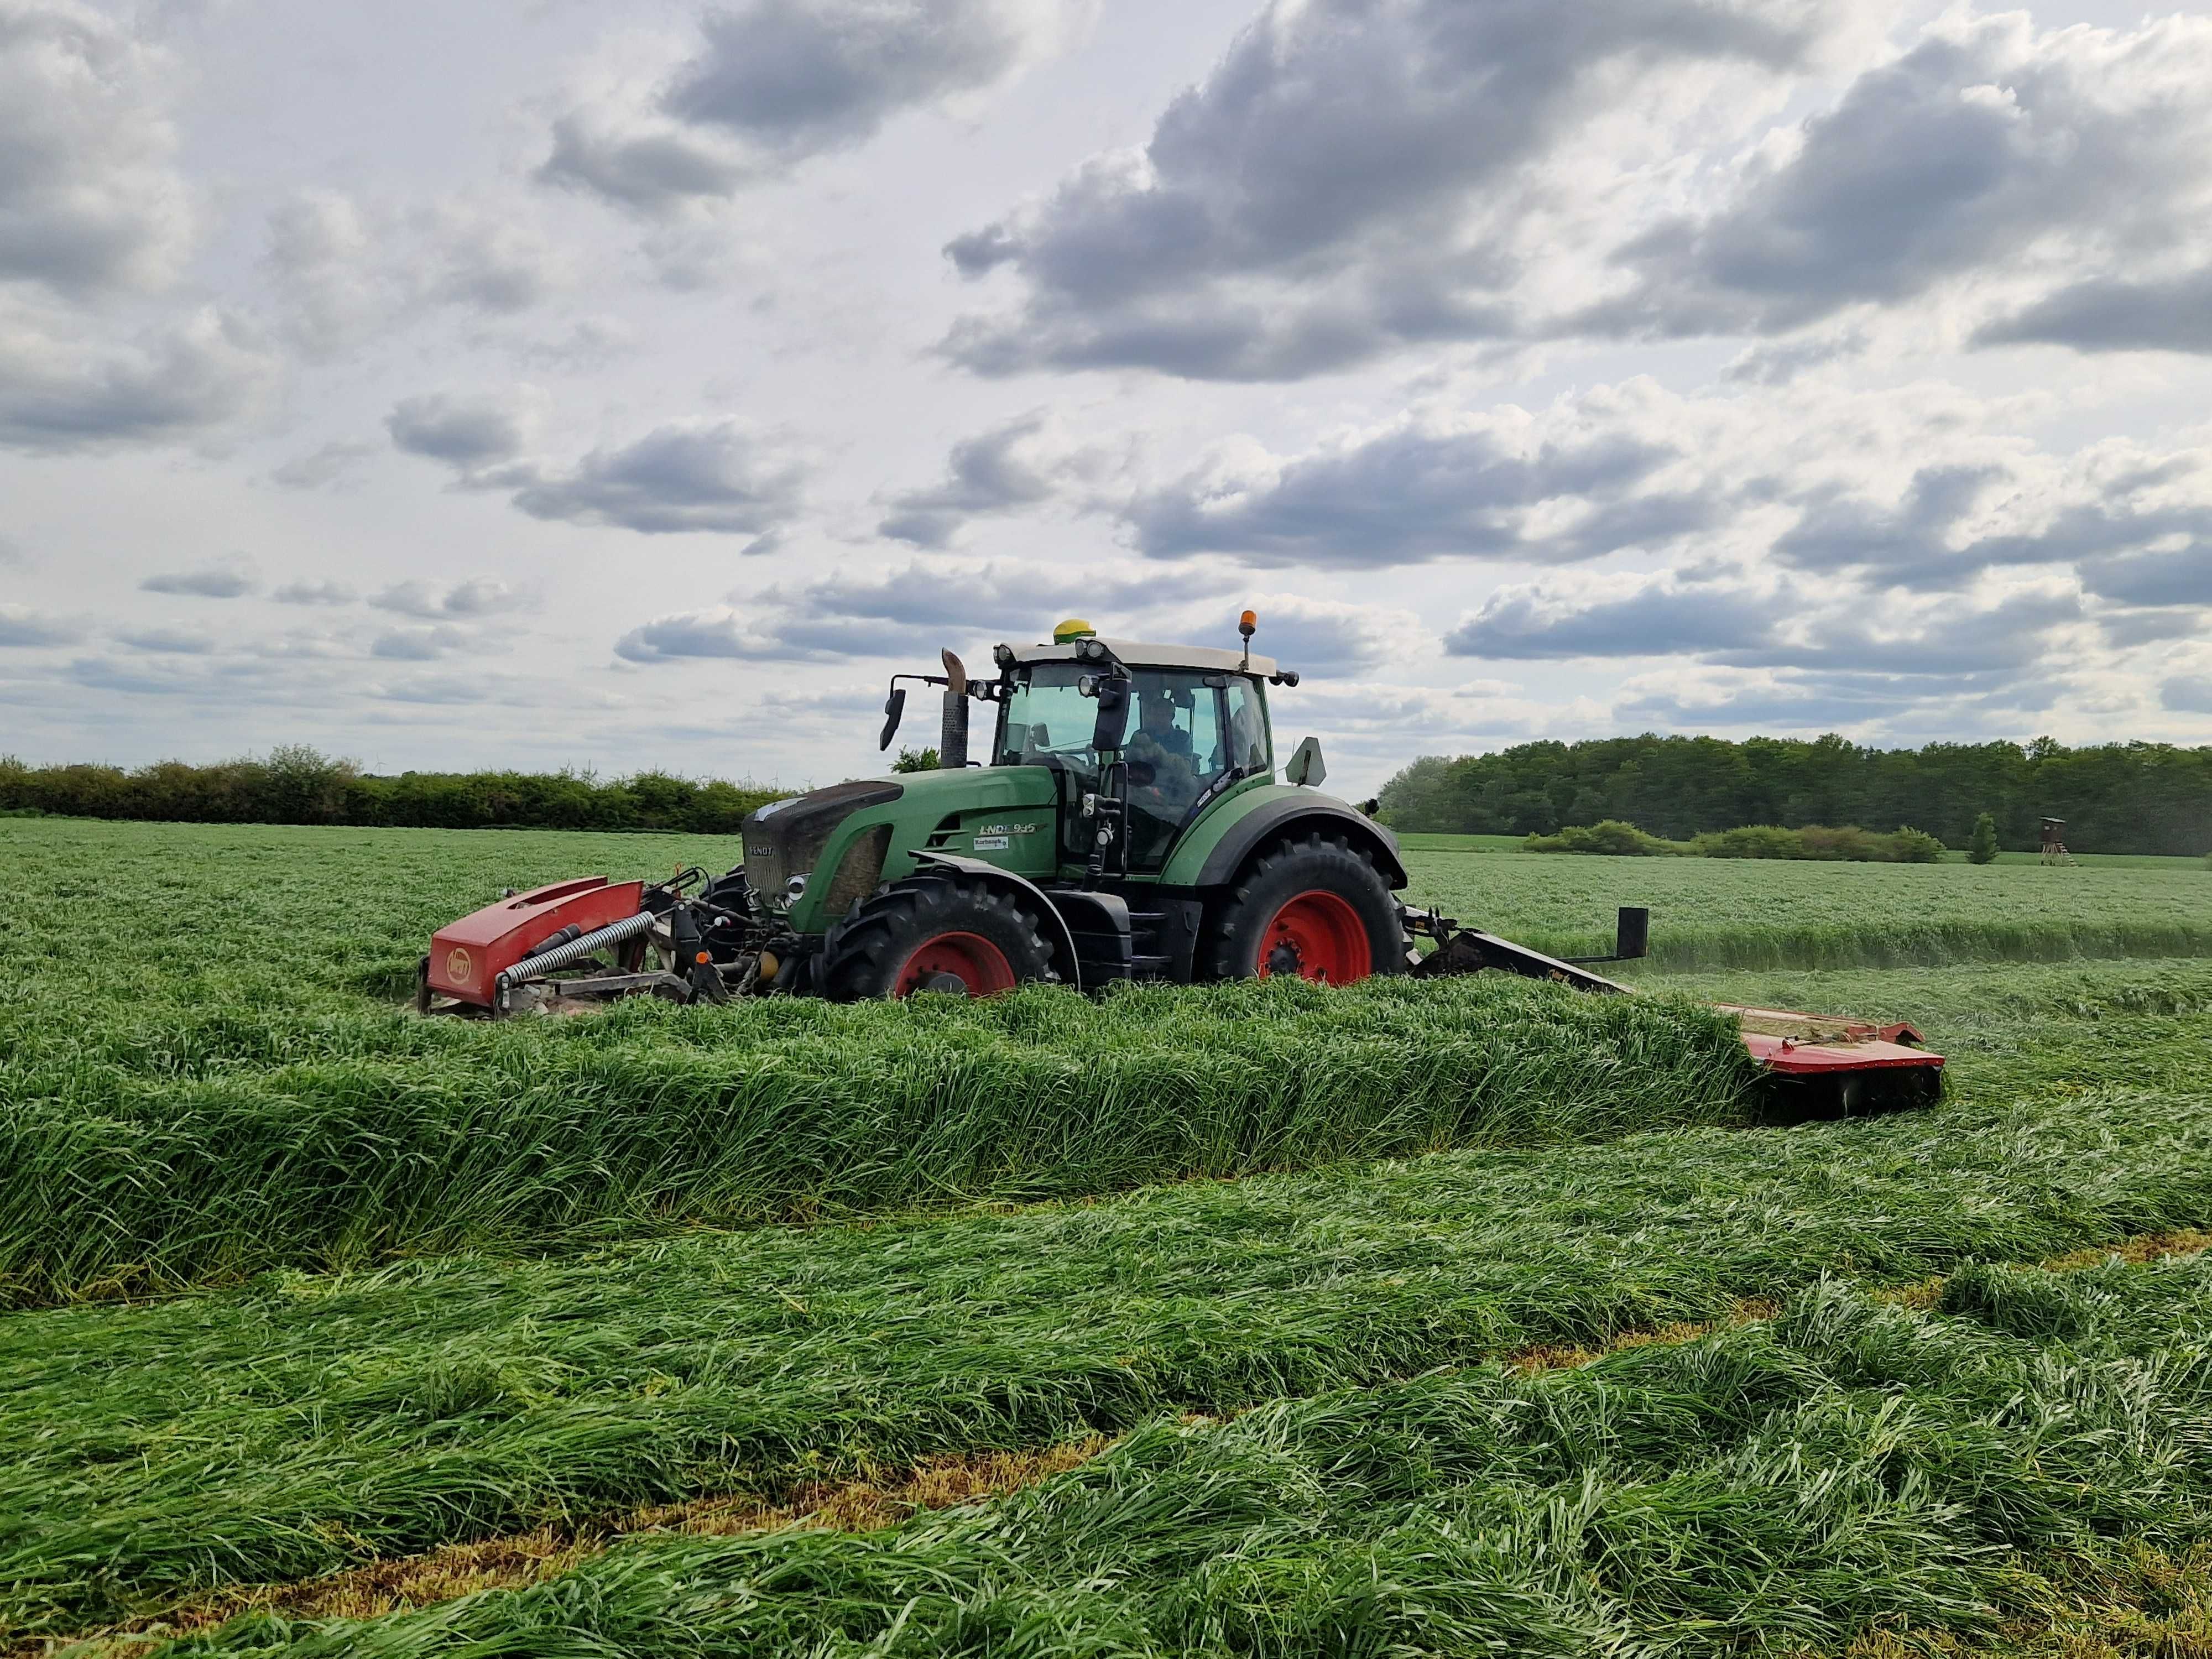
(1125, 680, 1201, 818)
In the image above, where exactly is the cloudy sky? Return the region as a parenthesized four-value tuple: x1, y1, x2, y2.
(5, 0, 2212, 796)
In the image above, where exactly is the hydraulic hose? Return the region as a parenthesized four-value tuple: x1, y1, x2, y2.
(496, 909, 656, 989)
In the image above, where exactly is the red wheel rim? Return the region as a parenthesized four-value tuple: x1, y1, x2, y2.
(1255, 889, 1373, 984)
(893, 931, 1018, 998)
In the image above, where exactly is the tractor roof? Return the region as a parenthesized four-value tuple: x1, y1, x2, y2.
(1006, 637, 1280, 677)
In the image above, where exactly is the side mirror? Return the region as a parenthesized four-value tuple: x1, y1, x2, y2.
(1286, 735, 1326, 787)
(878, 686, 906, 752)
(1090, 680, 1130, 753)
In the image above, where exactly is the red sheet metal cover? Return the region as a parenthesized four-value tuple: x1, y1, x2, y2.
(429, 877, 645, 1005)
(1722, 1005, 1945, 1076)
(1738, 1029, 1946, 1075)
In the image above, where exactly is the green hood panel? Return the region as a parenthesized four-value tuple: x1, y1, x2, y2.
(779, 765, 1057, 932)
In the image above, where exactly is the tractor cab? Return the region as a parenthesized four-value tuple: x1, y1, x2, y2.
(988, 622, 1282, 874)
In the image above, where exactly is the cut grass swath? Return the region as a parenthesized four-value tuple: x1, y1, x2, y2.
(0, 975, 1756, 1305)
(7, 1074, 2212, 1636)
(131, 1257, 2212, 1658)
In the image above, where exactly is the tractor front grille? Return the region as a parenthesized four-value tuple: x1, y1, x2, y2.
(743, 780, 902, 900)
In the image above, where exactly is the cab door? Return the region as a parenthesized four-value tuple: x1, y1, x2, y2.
(1124, 671, 1229, 872)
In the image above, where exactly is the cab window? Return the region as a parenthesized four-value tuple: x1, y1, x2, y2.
(1225, 677, 1268, 771)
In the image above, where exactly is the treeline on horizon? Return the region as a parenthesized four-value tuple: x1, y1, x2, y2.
(1378, 734, 2212, 858)
(0, 747, 787, 836)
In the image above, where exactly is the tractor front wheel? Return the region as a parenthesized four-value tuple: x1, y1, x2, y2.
(822, 876, 1058, 1001)
(1207, 832, 1404, 986)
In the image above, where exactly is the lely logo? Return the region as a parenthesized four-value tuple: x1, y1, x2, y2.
(445, 947, 473, 984)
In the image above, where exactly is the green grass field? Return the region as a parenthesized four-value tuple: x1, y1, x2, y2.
(7, 816, 2212, 1656)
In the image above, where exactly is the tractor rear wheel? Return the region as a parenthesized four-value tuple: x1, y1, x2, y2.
(1207, 831, 1404, 986)
(822, 876, 1058, 1001)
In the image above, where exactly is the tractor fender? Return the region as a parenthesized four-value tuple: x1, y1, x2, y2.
(1182, 791, 1409, 892)
(909, 852, 1085, 992)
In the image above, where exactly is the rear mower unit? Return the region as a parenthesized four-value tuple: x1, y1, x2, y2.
(418, 615, 1943, 1106)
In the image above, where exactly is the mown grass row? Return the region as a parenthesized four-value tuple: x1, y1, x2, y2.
(0, 975, 1754, 1306)
(115, 1258, 2212, 1656)
(8, 1071, 2211, 1637)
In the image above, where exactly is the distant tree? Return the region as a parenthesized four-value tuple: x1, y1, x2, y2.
(891, 747, 941, 773)
(1968, 811, 2000, 864)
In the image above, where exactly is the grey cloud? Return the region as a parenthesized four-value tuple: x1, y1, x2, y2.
(369, 674, 507, 706)
(1588, 14, 2212, 343)
(264, 191, 565, 358)
(943, 0, 1836, 379)
(1980, 269, 2212, 356)
(1448, 577, 1776, 660)
(0, 0, 194, 297)
(615, 559, 1225, 664)
(386, 391, 530, 467)
(1238, 599, 1399, 678)
(0, 605, 80, 646)
(66, 655, 182, 696)
(0, 305, 272, 452)
(667, 0, 1051, 155)
(538, 116, 745, 215)
(1126, 416, 1691, 567)
(273, 580, 356, 606)
(1451, 570, 2082, 688)
(510, 420, 805, 540)
(1715, 589, 2084, 679)
(371, 625, 471, 661)
(0, 535, 23, 566)
(114, 627, 215, 654)
(612, 609, 790, 664)
(878, 411, 1060, 547)
(2078, 546, 2212, 609)
(2162, 676, 2212, 714)
(2098, 608, 2205, 649)
(541, 0, 1070, 213)
(140, 561, 255, 598)
(370, 579, 528, 619)
(1772, 464, 2212, 594)
(1615, 679, 1924, 730)
(270, 441, 379, 490)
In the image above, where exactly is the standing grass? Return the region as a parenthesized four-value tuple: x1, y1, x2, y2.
(1401, 849, 2212, 969)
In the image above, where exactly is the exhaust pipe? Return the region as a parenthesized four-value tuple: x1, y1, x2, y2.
(940, 649, 969, 769)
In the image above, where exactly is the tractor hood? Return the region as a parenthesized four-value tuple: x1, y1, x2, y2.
(742, 779, 904, 902)
(742, 766, 1060, 921)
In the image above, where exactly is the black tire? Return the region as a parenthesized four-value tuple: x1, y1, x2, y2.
(822, 876, 1060, 1001)
(1206, 831, 1405, 984)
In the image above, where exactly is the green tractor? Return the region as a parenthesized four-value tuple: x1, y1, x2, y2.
(420, 614, 1414, 1013)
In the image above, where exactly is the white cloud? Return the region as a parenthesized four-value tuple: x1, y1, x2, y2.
(0, 301, 272, 451)
(945, 0, 1865, 378)
(0, 0, 195, 298)
(508, 419, 807, 540)
(263, 190, 567, 359)
(369, 578, 531, 619)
